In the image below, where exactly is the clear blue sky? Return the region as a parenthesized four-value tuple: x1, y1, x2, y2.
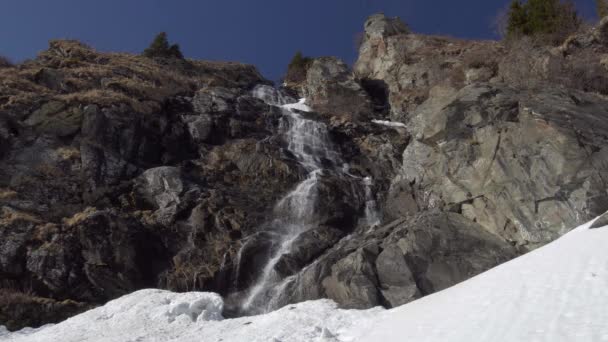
(0, 0, 597, 81)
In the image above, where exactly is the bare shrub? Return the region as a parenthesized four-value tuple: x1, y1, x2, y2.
(0, 55, 13, 68)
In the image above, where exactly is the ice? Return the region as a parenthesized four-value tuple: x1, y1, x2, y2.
(282, 98, 311, 112)
(371, 119, 406, 128)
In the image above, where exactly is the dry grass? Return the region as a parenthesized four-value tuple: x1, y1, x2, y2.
(32, 223, 60, 242)
(0, 289, 38, 306)
(0, 188, 17, 200)
(1, 39, 261, 115)
(0, 207, 41, 225)
(0, 287, 90, 331)
(62, 207, 97, 227)
(462, 44, 502, 73)
(56, 146, 80, 161)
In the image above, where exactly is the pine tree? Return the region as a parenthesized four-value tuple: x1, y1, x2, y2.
(285, 51, 313, 84)
(143, 32, 183, 59)
(597, 0, 608, 19)
(507, 1, 529, 36)
(505, 0, 580, 42)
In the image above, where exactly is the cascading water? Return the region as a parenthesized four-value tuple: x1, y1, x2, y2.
(362, 176, 381, 228)
(237, 85, 380, 314)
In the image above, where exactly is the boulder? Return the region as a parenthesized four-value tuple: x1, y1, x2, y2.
(304, 57, 373, 121)
(322, 246, 381, 309)
(279, 212, 517, 310)
(375, 245, 420, 306)
(274, 226, 344, 277)
(136, 166, 184, 225)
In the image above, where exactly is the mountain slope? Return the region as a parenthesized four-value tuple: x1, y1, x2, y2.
(3, 215, 606, 342)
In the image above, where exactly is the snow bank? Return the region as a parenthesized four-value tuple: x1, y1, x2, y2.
(2, 290, 225, 342)
(4, 218, 608, 342)
(371, 119, 406, 128)
(355, 218, 608, 341)
(1, 290, 381, 342)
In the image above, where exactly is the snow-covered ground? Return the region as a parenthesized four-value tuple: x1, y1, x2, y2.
(2, 217, 607, 342)
(282, 98, 312, 112)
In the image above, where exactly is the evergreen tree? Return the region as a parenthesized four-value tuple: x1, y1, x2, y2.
(285, 51, 313, 84)
(143, 32, 183, 59)
(597, 0, 608, 19)
(506, 0, 580, 42)
(507, 1, 529, 36)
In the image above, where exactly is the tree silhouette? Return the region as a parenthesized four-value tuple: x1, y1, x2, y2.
(143, 32, 183, 59)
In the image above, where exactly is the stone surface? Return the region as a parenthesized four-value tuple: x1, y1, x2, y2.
(304, 57, 373, 121)
(398, 84, 608, 248)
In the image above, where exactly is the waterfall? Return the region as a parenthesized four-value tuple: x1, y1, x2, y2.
(363, 176, 381, 228)
(237, 85, 379, 314)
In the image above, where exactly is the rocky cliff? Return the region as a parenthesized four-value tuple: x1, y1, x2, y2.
(2, 14, 608, 329)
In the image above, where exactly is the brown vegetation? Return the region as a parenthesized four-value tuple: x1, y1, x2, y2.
(0, 56, 13, 68)
(0, 288, 89, 331)
(0, 39, 262, 116)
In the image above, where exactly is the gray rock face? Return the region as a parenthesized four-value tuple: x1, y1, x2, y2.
(590, 211, 608, 229)
(183, 114, 213, 143)
(397, 84, 608, 248)
(277, 212, 517, 309)
(274, 226, 344, 278)
(363, 13, 409, 39)
(322, 246, 381, 309)
(375, 245, 419, 307)
(304, 57, 373, 121)
(136, 167, 184, 225)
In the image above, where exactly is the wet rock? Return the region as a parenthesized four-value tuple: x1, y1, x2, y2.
(232, 232, 278, 291)
(281, 212, 517, 309)
(274, 226, 344, 277)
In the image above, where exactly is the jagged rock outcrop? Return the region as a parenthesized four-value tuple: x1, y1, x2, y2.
(351, 13, 608, 249)
(304, 57, 373, 121)
(274, 212, 517, 309)
(0, 41, 301, 329)
(399, 84, 608, 248)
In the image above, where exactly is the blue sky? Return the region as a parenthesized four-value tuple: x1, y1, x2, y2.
(0, 0, 598, 81)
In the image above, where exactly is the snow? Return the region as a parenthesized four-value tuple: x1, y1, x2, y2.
(355, 218, 608, 342)
(3, 217, 608, 342)
(371, 119, 406, 128)
(282, 98, 311, 112)
(0, 290, 382, 342)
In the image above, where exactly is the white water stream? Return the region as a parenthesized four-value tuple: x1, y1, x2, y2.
(239, 85, 380, 313)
